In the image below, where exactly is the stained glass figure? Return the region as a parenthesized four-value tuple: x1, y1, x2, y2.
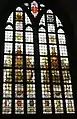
(31, 1, 38, 17)
(15, 100, 24, 114)
(15, 84, 24, 98)
(50, 57, 58, 69)
(15, 69, 23, 82)
(43, 100, 52, 114)
(2, 100, 12, 114)
(27, 100, 36, 114)
(55, 100, 63, 113)
(16, 12, 23, 21)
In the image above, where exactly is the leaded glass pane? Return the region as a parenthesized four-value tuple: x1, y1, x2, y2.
(43, 100, 52, 114)
(48, 24, 55, 32)
(60, 57, 69, 69)
(65, 99, 75, 113)
(39, 15, 45, 26)
(58, 34, 66, 44)
(26, 44, 34, 55)
(62, 70, 71, 83)
(41, 70, 50, 83)
(15, 31, 23, 42)
(25, 32, 33, 42)
(64, 84, 73, 98)
(3, 83, 12, 98)
(39, 44, 47, 55)
(53, 85, 62, 98)
(58, 29, 64, 33)
(5, 25, 13, 30)
(25, 13, 32, 25)
(47, 14, 54, 23)
(4, 55, 12, 67)
(54, 100, 64, 113)
(40, 56, 48, 68)
(15, 69, 23, 82)
(16, 7, 23, 11)
(39, 32, 46, 43)
(15, 100, 24, 114)
(2, 99, 12, 114)
(47, 9, 53, 14)
(15, 84, 24, 98)
(27, 84, 36, 98)
(59, 45, 68, 56)
(48, 33, 56, 44)
(52, 70, 60, 83)
(3, 69, 12, 82)
(16, 21, 23, 30)
(7, 12, 13, 24)
(31, 1, 38, 18)
(27, 100, 36, 114)
(5, 31, 13, 42)
(4, 43, 13, 54)
(49, 45, 58, 55)
(56, 16, 63, 27)
(26, 69, 35, 83)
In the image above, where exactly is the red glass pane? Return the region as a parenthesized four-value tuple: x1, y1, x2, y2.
(31, 7, 38, 13)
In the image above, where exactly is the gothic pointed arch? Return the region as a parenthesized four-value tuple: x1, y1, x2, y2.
(2, 0, 75, 115)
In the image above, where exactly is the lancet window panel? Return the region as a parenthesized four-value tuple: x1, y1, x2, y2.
(38, 8, 75, 114)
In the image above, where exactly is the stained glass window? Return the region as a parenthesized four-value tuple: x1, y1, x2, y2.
(3, 0, 75, 115)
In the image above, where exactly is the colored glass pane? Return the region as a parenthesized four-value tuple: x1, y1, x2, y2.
(31, 1, 38, 17)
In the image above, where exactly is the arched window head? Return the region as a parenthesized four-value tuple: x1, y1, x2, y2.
(3, 1, 75, 115)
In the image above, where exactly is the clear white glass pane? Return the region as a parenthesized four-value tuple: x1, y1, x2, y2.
(59, 45, 68, 56)
(4, 43, 13, 54)
(7, 12, 13, 24)
(39, 33, 46, 43)
(25, 32, 33, 42)
(25, 13, 32, 24)
(39, 15, 45, 26)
